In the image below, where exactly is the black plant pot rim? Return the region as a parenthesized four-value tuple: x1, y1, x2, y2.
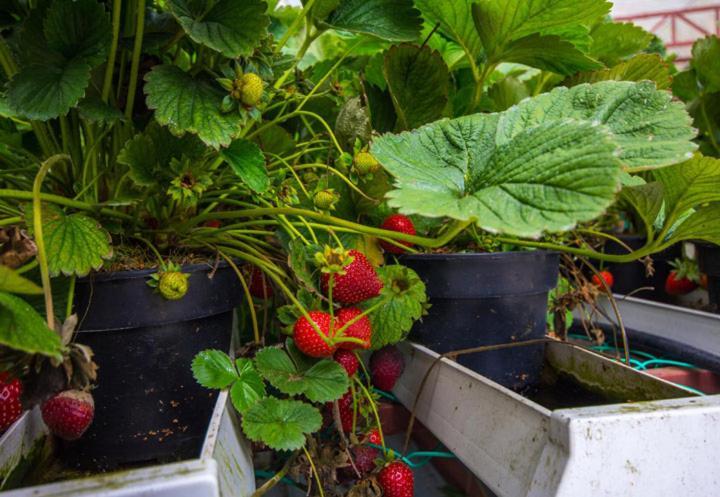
(79, 260, 230, 283)
(400, 250, 559, 261)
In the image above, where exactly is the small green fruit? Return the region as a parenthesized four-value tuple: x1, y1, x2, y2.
(353, 152, 380, 175)
(240, 73, 264, 107)
(158, 271, 189, 300)
(313, 189, 338, 210)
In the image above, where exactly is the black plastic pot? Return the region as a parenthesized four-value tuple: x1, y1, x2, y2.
(601, 235, 680, 302)
(65, 262, 242, 470)
(698, 243, 720, 313)
(400, 252, 559, 392)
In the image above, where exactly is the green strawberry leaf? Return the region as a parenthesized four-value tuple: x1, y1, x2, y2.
(230, 358, 266, 413)
(383, 44, 450, 131)
(362, 265, 427, 350)
(472, 0, 611, 58)
(27, 205, 113, 277)
(691, 35, 720, 94)
(254, 347, 348, 402)
(0, 266, 43, 295)
(192, 349, 239, 389)
(588, 21, 653, 66)
(619, 182, 664, 236)
(144, 65, 242, 148)
(43, 0, 111, 66)
(242, 398, 322, 451)
(665, 204, 720, 245)
(6, 60, 92, 120)
(285, 338, 318, 373)
(414, 0, 482, 59)
(221, 139, 269, 193)
(323, 0, 422, 42)
(77, 96, 124, 123)
(0, 292, 62, 359)
(500, 33, 603, 75)
(565, 54, 672, 90)
(168, 0, 270, 58)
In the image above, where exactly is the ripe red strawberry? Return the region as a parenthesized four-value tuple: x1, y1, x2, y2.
(366, 428, 382, 445)
(592, 270, 614, 289)
(665, 271, 697, 295)
(351, 445, 380, 477)
(380, 214, 416, 254)
(41, 390, 94, 441)
(334, 349, 359, 376)
(321, 250, 382, 304)
(326, 390, 354, 432)
(248, 265, 273, 299)
(370, 346, 405, 391)
(378, 461, 414, 497)
(336, 307, 372, 350)
(293, 311, 336, 357)
(0, 372, 23, 432)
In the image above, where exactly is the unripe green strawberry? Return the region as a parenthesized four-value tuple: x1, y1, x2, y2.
(313, 189, 339, 210)
(353, 151, 380, 175)
(241, 73, 264, 107)
(158, 271, 189, 300)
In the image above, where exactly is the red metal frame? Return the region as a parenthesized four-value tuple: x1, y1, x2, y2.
(615, 5, 720, 61)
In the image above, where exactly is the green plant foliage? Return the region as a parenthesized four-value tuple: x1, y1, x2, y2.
(0, 266, 43, 295)
(619, 182, 664, 236)
(323, 0, 422, 42)
(77, 96, 124, 123)
(361, 265, 427, 349)
(667, 204, 720, 245)
(565, 54, 672, 90)
(415, 0, 482, 58)
(501, 33, 603, 75)
(230, 358, 266, 413)
(588, 22, 653, 66)
(254, 347, 348, 402)
(383, 44, 450, 131)
(472, 0, 610, 59)
(221, 139, 269, 193)
(30, 206, 113, 277)
(192, 349, 239, 389)
(168, 0, 270, 58)
(6, 0, 111, 120)
(691, 35, 720, 93)
(242, 397, 322, 451)
(0, 292, 62, 359)
(144, 65, 242, 148)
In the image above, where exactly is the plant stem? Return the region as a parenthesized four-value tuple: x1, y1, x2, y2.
(102, 0, 123, 102)
(124, 0, 146, 119)
(495, 236, 663, 263)
(251, 452, 298, 497)
(66, 275, 76, 319)
(216, 249, 261, 345)
(275, 0, 317, 54)
(302, 444, 325, 497)
(0, 189, 134, 220)
(33, 155, 71, 331)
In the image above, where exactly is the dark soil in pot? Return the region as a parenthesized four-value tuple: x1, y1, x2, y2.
(64, 261, 242, 470)
(600, 235, 680, 302)
(400, 251, 559, 392)
(698, 243, 720, 313)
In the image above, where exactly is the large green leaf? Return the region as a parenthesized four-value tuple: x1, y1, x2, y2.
(472, 0, 611, 57)
(565, 54, 672, 90)
(0, 266, 43, 295)
(324, 0, 422, 42)
(43, 0, 111, 66)
(361, 265, 427, 349)
(589, 22, 653, 66)
(168, 0, 269, 58)
(383, 44, 449, 131)
(230, 358, 266, 414)
(497, 81, 696, 170)
(415, 0, 482, 58)
(221, 139, 269, 193)
(144, 65, 241, 148)
(501, 34, 603, 75)
(192, 349, 239, 389)
(691, 35, 720, 94)
(6, 60, 91, 120)
(667, 204, 720, 245)
(242, 398, 322, 451)
(619, 182, 664, 236)
(254, 347, 348, 402)
(0, 292, 62, 359)
(654, 155, 720, 229)
(31, 206, 113, 277)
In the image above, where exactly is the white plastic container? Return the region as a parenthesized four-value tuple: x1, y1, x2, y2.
(0, 390, 254, 497)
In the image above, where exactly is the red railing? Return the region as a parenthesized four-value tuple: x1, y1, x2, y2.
(615, 5, 720, 61)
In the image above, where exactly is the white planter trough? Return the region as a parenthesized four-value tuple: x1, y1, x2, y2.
(393, 340, 720, 497)
(0, 390, 254, 497)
